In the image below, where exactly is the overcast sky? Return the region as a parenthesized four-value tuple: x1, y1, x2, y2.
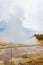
(0, 0, 43, 43)
(0, 0, 43, 33)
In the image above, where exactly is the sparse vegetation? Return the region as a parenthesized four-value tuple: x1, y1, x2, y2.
(34, 34, 43, 40)
(34, 34, 43, 44)
(7, 61, 15, 65)
(0, 61, 4, 65)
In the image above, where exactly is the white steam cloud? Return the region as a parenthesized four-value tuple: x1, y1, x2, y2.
(0, 0, 40, 45)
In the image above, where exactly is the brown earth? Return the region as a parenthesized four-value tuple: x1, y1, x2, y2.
(0, 43, 43, 65)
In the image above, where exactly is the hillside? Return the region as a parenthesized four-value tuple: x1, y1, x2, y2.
(34, 34, 43, 44)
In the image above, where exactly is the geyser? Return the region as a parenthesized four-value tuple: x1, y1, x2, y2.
(0, 0, 40, 45)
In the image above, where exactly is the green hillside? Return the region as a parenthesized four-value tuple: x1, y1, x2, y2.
(34, 34, 43, 40)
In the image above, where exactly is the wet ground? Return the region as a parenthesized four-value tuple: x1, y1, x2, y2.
(0, 45, 43, 65)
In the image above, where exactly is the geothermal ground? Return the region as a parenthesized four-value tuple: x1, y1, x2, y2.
(0, 43, 43, 65)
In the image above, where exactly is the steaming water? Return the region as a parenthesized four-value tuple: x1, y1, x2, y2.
(0, 15, 39, 45)
(0, 0, 40, 45)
